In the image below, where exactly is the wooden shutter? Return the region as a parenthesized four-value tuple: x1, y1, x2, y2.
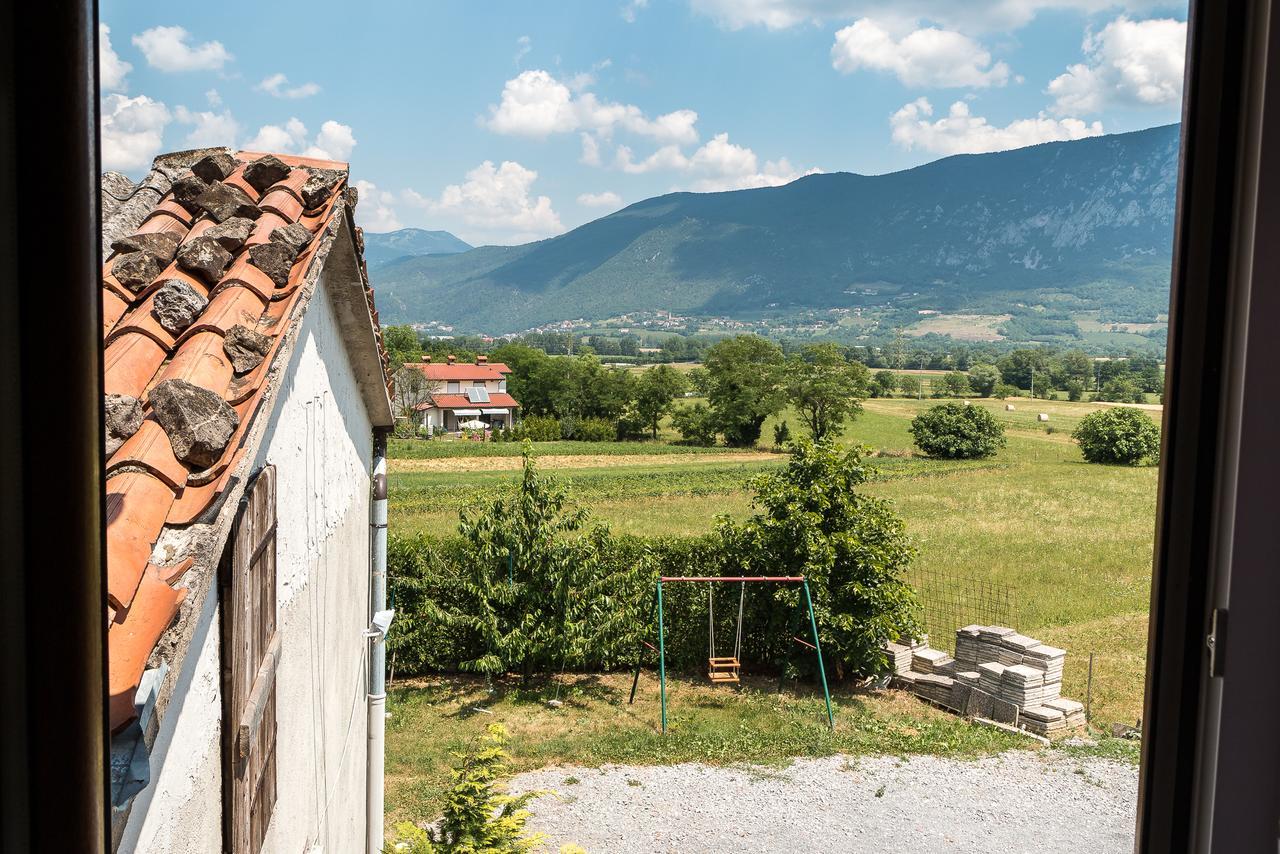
(220, 466, 279, 854)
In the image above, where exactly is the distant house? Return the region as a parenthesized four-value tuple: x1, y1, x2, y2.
(100, 146, 394, 853)
(406, 355, 521, 431)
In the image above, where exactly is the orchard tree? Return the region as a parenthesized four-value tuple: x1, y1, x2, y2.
(897, 374, 922, 398)
(909, 402, 1007, 459)
(871, 370, 897, 398)
(704, 335, 786, 447)
(632, 364, 689, 438)
(967, 363, 1001, 397)
(785, 343, 870, 441)
(935, 371, 971, 398)
(671, 402, 718, 446)
(1072, 407, 1160, 465)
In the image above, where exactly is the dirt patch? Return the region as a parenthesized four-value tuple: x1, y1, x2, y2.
(389, 451, 779, 473)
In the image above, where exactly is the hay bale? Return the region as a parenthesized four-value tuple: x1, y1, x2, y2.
(1038, 413, 1050, 422)
(1005, 403, 1016, 411)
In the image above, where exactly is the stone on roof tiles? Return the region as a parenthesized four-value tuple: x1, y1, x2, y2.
(112, 251, 165, 293)
(104, 394, 144, 457)
(148, 378, 240, 469)
(247, 241, 298, 288)
(243, 155, 292, 193)
(343, 185, 358, 209)
(110, 231, 181, 266)
(301, 168, 342, 209)
(170, 172, 210, 213)
(270, 221, 313, 253)
(190, 152, 238, 184)
(205, 216, 254, 252)
(223, 324, 272, 374)
(195, 181, 261, 223)
(176, 235, 234, 285)
(151, 280, 208, 336)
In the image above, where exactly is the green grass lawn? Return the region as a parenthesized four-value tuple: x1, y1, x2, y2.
(385, 395, 1158, 827)
(388, 437, 742, 459)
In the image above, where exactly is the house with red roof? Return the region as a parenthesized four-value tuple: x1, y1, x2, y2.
(405, 355, 521, 432)
(100, 146, 394, 853)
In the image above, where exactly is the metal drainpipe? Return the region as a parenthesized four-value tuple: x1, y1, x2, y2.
(366, 430, 388, 853)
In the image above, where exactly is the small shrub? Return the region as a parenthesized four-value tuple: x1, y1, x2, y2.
(773, 420, 791, 447)
(390, 723, 544, 853)
(992, 383, 1018, 400)
(573, 417, 617, 442)
(671, 403, 717, 446)
(520, 415, 561, 442)
(909, 402, 1006, 459)
(1072, 407, 1160, 465)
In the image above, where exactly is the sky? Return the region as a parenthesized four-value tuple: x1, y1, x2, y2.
(99, 0, 1188, 246)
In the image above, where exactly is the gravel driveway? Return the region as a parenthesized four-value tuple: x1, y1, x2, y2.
(510, 750, 1137, 853)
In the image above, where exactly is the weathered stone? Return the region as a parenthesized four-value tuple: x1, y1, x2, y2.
(190, 152, 237, 184)
(151, 279, 208, 336)
(270, 221, 313, 253)
(243, 155, 291, 193)
(110, 231, 181, 265)
(247, 241, 298, 288)
(300, 168, 342, 209)
(195, 182, 261, 223)
(353, 225, 365, 254)
(204, 217, 254, 252)
(223, 324, 272, 374)
(176, 235, 234, 285)
(170, 172, 211, 211)
(148, 379, 239, 469)
(343, 185, 359, 209)
(104, 394, 143, 457)
(111, 251, 164, 292)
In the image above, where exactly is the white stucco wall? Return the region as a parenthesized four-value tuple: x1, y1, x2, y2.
(122, 258, 375, 853)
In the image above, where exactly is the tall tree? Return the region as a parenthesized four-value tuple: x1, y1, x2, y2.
(383, 325, 423, 371)
(704, 335, 786, 447)
(967, 363, 1001, 397)
(785, 344, 869, 441)
(632, 364, 689, 439)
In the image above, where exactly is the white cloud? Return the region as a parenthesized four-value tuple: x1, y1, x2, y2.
(1048, 16, 1186, 115)
(407, 160, 564, 244)
(353, 180, 404, 232)
(132, 25, 231, 72)
(690, 0, 1168, 34)
(831, 19, 1009, 88)
(174, 105, 240, 148)
(890, 97, 1103, 155)
(621, 0, 650, 23)
(578, 191, 624, 208)
(98, 24, 131, 92)
(486, 69, 699, 146)
(100, 93, 170, 172)
(256, 73, 321, 99)
(205, 89, 222, 107)
(616, 132, 818, 191)
(514, 35, 532, 65)
(580, 133, 602, 166)
(243, 117, 356, 161)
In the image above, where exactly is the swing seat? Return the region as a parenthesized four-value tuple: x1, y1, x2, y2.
(707, 657, 740, 683)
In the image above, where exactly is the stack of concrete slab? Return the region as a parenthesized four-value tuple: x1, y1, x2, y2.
(883, 624, 1087, 738)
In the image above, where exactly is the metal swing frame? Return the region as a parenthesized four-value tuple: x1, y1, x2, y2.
(627, 576, 835, 733)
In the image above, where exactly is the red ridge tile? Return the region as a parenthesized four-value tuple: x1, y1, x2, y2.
(221, 165, 261, 202)
(265, 170, 308, 205)
(154, 330, 233, 396)
(103, 333, 167, 399)
(245, 212, 289, 247)
(218, 256, 278, 301)
(144, 199, 194, 228)
(180, 285, 265, 342)
(107, 289, 179, 351)
(103, 289, 129, 338)
(105, 471, 177, 610)
(166, 447, 245, 525)
(108, 567, 181, 732)
(107, 418, 189, 490)
(259, 188, 303, 223)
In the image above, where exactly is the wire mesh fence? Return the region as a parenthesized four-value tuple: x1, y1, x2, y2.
(906, 566, 1019, 653)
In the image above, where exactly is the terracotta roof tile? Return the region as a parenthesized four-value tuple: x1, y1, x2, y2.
(99, 148, 393, 733)
(429, 392, 521, 409)
(409, 362, 510, 381)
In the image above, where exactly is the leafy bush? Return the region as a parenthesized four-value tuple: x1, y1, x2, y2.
(1072, 407, 1160, 465)
(909, 402, 1007, 459)
(517, 415, 561, 442)
(992, 383, 1018, 400)
(772, 420, 791, 447)
(390, 723, 545, 853)
(572, 417, 617, 442)
(967, 364, 1000, 397)
(671, 403, 718, 446)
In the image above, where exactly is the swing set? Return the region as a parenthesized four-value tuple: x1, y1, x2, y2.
(628, 576, 835, 733)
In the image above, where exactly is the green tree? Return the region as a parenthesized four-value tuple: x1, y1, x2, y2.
(686, 365, 711, 396)
(909, 402, 1007, 459)
(704, 335, 786, 447)
(1097, 376, 1140, 403)
(870, 369, 897, 398)
(967, 363, 1001, 397)
(632, 364, 689, 439)
(383, 324, 422, 371)
(427, 445, 631, 682)
(1059, 350, 1094, 386)
(935, 371, 971, 398)
(671, 402, 717, 446)
(997, 348, 1053, 391)
(723, 441, 921, 677)
(897, 374, 922, 398)
(1072, 407, 1160, 465)
(784, 344, 870, 442)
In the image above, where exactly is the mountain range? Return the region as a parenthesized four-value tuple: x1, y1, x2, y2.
(368, 123, 1180, 336)
(362, 228, 472, 269)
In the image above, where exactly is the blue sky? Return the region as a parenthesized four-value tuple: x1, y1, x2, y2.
(99, 0, 1188, 245)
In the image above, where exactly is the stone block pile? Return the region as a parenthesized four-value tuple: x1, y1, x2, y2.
(886, 624, 1086, 738)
